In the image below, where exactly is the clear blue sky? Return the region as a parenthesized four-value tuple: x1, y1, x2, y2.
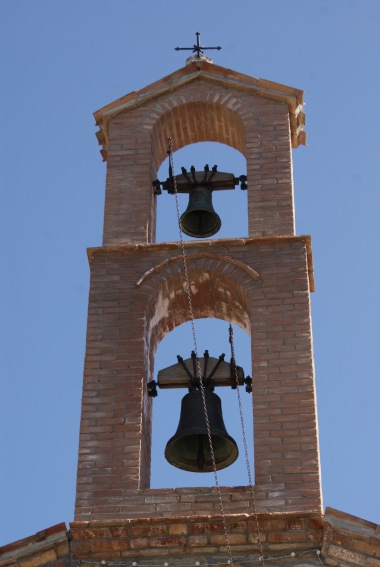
(1, 0, 379, 546)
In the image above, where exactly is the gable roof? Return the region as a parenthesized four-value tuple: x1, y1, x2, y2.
(94, 60, 306, 160)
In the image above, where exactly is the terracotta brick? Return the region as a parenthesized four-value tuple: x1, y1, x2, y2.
(55, 542, 69, 557)
(129, 525, 167, 538)
(148, 536, 186, 548)
(267, 531, 309, 544)
(168, 524, 188, 535)
(352, 539, 380, 557)
(186, 535, 208, 546)
(20, 550, 57, 567)
(108, 527, 129, 538)
(190, 521, 224, 535)
(328, 544, 366, 566)
(209, 533, 247, 546)
(129, 538, 149, 550)
(90, 540, 128, 553)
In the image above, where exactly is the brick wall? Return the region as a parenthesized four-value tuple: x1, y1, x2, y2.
(70, 511, 323, 560)
(103, 79, 294, 245)
(322, 508, 380, 566)
(2, 511, 378, 566)
(0, 524, 69, 567)
(75, 64, 320, 522)
(75, 236, 321, 519)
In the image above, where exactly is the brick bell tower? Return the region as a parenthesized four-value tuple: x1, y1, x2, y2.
(70, 48, 323, 559)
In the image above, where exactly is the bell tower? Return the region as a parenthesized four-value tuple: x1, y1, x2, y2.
(72, 49, 322, 555)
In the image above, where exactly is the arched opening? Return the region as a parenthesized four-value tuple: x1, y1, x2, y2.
(139, 249, 261, 490)
(151, 318, 254, 488)
(156, 142, 248, 242)
(140, 251, 260, 380)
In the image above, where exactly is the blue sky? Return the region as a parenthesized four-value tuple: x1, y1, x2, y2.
(1, 0, 379, 546)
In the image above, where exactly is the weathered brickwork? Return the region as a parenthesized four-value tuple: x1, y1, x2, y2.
(70, 512, 323, 558)
(75, 235, 320, 519)
(98, 62, 299, 245)
(2, 510, 378, 567)
(322, 508, 380, 567)
(74, 61, 321, 522)
(0, 524, 69, 567)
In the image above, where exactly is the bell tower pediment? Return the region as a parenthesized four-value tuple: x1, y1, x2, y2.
(94, 60, 306, 162)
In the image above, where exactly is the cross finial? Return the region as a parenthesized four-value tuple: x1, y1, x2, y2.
(175, 32, 222, 59)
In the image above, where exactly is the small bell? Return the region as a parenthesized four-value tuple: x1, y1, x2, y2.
(180, 186, 221, 238)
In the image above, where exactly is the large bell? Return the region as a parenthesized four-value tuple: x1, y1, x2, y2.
(165, 390, 238, 472)
(180, 186, 221, 238)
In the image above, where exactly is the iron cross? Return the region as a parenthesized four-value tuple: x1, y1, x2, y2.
(175, 32, 222, 58)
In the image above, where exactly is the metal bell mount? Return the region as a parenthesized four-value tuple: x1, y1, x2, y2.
(152, 164, 248, 239)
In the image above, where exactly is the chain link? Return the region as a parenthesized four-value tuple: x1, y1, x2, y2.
(168, 138, 234, 566)
(229, 324, 264, 566)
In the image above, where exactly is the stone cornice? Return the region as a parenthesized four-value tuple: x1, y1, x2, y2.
(87, 235, 315, 292)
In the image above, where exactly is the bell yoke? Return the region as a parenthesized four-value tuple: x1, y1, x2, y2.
(153, 164, 248, 238)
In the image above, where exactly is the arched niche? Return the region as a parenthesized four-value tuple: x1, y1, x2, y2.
(150, 318, 254, 489)
(150, 100, 247, 172)
(137, 251, 261, 488)
(137, 252, 261, 376)
(156, 142, 248, 242)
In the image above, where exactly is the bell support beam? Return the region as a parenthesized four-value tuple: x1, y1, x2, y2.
(153, 166, 247, 195)
(154, 356, 245, 390)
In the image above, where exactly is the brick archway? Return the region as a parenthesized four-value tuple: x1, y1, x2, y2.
(136, 251, 261, 489)
(149, 99, 247, 172)
(102, 76, 295, 244)
(137, 252, 261, 378)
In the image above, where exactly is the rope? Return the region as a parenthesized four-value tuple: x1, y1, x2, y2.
(229, 325, 264, 566)
(168, 137, 234, 566)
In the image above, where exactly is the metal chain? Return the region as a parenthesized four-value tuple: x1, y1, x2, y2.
(168, 137, 234, 567)
(229, 324, 264, 566)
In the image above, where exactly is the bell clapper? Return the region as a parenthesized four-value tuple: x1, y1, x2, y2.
(197, 435, 205, 471)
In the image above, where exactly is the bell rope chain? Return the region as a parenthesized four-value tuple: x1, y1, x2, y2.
(167, 138, 264, 567)
(229, 324, 264, 565)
